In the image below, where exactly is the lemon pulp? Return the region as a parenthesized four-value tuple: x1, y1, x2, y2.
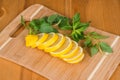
(50, 37, 73, 57)
(25, 35, 38, 48)
(63, 47, 83, 62)
(44, 33, 65, 52)
(38, 33, 58, 49)
(60, 41, 79, 58)
(68, 54, 84, 63)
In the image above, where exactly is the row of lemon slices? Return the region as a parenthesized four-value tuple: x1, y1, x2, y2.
(25, 33, 84, 63)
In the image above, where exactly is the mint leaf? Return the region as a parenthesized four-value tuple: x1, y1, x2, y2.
(60, 25, 72, 30)
(79, 22, 90, 28)
(58, 17, 72, 30)
(99, 42, 113, 53)
(29, 20, 40, 34)
(90, 45, 98, 56)
(52, 15, 64, 24)
(39, 23, 58, 33)
(73, 22, 81, 29)
(71, 31, 84, 42)
(90, 32, 108, 39)
(47, 14, 58, 24)
(73, 13, 80, 25)
(84, 38, 92, 47)
(76, 25, 89, 32)
(71, 31, 79, 42)
(39, 16, 48, 24)
(73, 13, 80, 29)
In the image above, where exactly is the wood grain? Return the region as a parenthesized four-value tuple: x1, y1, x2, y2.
(71, 0, 120, 35)
(0, 0, 120, 80)
(110, 64, 120, 80)
(0, 4, 48, 80)
(0, 0, 119, 35)
(0, 58, 21, 80)
(0, 4, 119, 80)
(0, 1, 24, 79)
(0, 57, 48, 80)
(0, 0, 25, 31)
(23, 0, 65, 15)
(21, 67, 48, 80)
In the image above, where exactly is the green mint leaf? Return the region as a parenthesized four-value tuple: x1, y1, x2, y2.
(74, 22, 90, 30)
(79, 22, 90, 28)
(38, 16, 48, 24)
(99, 42, 113, 53)
(73, 13, 80, 25)
(39, 22, 58, 33)
(21, 16, 26, 27)
(29, 20, 40, 32)
(52, 15, 64, 24)
(90, 32, 109, 39)
(71, 31, 79, 42)
(73, 22, 81, 30)
(76, 25, 89, 32)
(77, 32, 85, 40)
(84, 38, 92, 47)
(60, 25, 72, 30)
(72, 13, 80, 30)
(28, 17, 48, 34)
(71, 31, 84, 42)
(47, 14, 58, 24)
(58, 17, 72, 30)
(90, 45, 99, 56)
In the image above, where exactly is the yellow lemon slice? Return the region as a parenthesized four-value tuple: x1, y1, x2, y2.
(44, 33, 65, 52)
(25, 35, 38, 48)
(63, 47, 83, 62)
(36, 33, 48, 47)
(50, 37, 73, 57)
(68, 54, 84, 63)
(38, 33, 58, 49)
(60, 41, 79, 58)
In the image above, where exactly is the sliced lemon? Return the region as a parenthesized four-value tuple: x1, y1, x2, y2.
(35, 33, 48, 47)
(68, 54, 84, 64)
(31, 33, 48, 48)
(50, 37, 73, 57)
(60, 41, 79, 58)
(44, 33, 65, 52)
(38, 33, 58, 50)
(25, 35, 38, 48)
(63, 47, 83, 62)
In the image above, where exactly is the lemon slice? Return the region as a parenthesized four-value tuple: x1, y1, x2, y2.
(33, 33, 48, 48)
(25, 35, 38, 48)
(63, 47, 83, 62)
(36, 33, 49, 45)
(44, 33, 65, 52)
(60, 41, 79, 58)
(68, 54, 84, 64)
(50, 37, 73, 57)
(38, 33, 58, 49)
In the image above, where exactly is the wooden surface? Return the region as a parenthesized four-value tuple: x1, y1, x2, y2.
(0, 4, 120, 80)
(110, 65, 120, 80)
(71, 0, 120, 35)
(0, 0, 25, 32)
(0, 0, 120, 34)
(0, 58, 48, 80)
(0, 58, 21, 80)
(21, 67, 48, 80)
(0, 0, 120, 80)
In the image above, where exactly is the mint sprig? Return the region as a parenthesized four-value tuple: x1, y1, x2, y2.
(84, 32, 112, 56)
(21, 13, 113, 56)
(90, 45, 99, 56)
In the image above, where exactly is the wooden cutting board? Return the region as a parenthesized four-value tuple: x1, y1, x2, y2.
(0, 4, 120, 80)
